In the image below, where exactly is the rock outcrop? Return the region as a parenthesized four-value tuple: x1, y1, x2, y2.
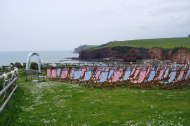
(79, 47, 190, 63)
(74, 45, 87, 53)
(171, 48, 190, 63)
(74, 45, 96, 53)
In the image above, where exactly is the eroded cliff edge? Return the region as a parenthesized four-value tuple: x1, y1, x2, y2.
(79, 47, 190, 63)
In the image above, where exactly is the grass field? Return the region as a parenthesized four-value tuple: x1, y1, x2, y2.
(0, 74, 190, 126)
(95, 37, 190, 49)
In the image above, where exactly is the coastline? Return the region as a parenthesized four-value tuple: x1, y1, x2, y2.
(0, 51, 78, 66)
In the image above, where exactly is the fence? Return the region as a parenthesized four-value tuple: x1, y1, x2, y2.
(44, 60, 174, 68)
(0, 67, 18, 113)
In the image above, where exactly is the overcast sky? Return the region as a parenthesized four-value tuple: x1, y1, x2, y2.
(0, 0, 190, 51)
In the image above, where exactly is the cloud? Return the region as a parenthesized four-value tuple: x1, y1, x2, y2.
(0, 0, 189, 51)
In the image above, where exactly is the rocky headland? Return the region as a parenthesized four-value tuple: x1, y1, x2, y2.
(77, 37, 190, 63)
(79, 47, 190, 63)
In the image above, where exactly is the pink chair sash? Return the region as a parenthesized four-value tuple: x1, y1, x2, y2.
(176, 70, 184, 81)
(109, 68, 123, 82)
(156, 69, 164, 80)
(47, 68, 52, 77)
(92, 70, 102, 81)
(81, 67, 87, 77)
(51, 69, 57, 78)
(133, 69, 140, 79)
(131, 67, 136, 75)
(60, 69, 69, 79)
(133, 70, 146, 83)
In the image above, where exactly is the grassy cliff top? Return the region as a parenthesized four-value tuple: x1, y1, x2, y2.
(96, 37, 190, 49)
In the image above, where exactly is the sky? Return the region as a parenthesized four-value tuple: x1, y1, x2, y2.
(0, 0, 190, 51)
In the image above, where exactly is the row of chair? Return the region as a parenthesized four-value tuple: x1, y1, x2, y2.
(46, 64, 190, 88)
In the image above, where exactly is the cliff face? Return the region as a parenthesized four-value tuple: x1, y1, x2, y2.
(79, 47, 190, 63)
(79, 48, 120, 59)
(171, 48, 190, 63)
(74, 45, 88, 53)
(74, 45, 97, 53)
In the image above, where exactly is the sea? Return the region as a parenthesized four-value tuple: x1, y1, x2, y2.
(0, 51, 79, 66)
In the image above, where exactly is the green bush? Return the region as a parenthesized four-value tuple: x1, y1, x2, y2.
(30, 62, 38, 70)
(14, 62, 23, 68)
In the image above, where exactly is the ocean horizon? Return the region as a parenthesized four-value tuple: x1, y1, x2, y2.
(0, 50, 79, 66)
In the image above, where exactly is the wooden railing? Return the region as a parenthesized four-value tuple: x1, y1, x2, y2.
(0, 67, 18, 113)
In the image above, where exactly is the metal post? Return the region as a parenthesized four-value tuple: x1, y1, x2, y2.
(2, 66, 4, 73)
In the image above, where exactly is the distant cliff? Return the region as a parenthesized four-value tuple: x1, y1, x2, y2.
(77, 37, 190, 63)
(79, 47, 190, 63)
(74, 45, 97, 53)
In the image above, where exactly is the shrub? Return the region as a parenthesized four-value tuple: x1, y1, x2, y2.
(30, 62, 38, 70)
(14, 62, 23, 68)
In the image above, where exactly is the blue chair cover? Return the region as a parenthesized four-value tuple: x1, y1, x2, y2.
(167, 71, 177, 83)
(163, 67, 170, 78)
(84, 70, 92, 81)
(148, 68, 156, 81)
(56, 68, 61, 76)
(98, 71, 109, 83)
(123, 68, 131, 81)
(73, 70, 82, 79)
(184, 69, 190, 80)
(108, 69, 115, 79)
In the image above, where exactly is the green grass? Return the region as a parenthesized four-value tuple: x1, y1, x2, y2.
(83, 45, 99, 50)
(95, 37, 190, 49)
(0, 74, 190, 125)
(75, 45, 99, 52)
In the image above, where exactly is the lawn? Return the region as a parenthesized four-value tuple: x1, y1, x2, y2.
(96, 37, 190, 49)
(0, 75, 190, 125)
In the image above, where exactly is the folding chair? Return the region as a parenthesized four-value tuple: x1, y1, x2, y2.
(160, 67, 177, 88)
(143, 66, 156, 87)
(91, 68, 102, 82)
(130, 65, 137, 77)
(60, 68, 69, 81)
(46, 68, 52, 78)
(147, 67, 156, 82)
(129, 67, 141, 82)
(120, 67, 131, 82)
(108, 67, 124, 86)
(79, 69, 93, 86)
(131, 67, 149, 87)
(154, 67, 165, 81)
(94, 70, 109, 87)
(162, 66, 171, 80)
(179, 67, 190, 87)
(50, 68, 57, 80)
(172, 67, 187, 88)
(56, 68, 62, 77)
(107, 68, 115, 79)
(70, 68, 82, 83)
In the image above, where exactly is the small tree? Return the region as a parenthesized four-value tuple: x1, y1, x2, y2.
(14, 62, 23, 68)
(30, 62, 38, 70)
(188, 34, 190, 37)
